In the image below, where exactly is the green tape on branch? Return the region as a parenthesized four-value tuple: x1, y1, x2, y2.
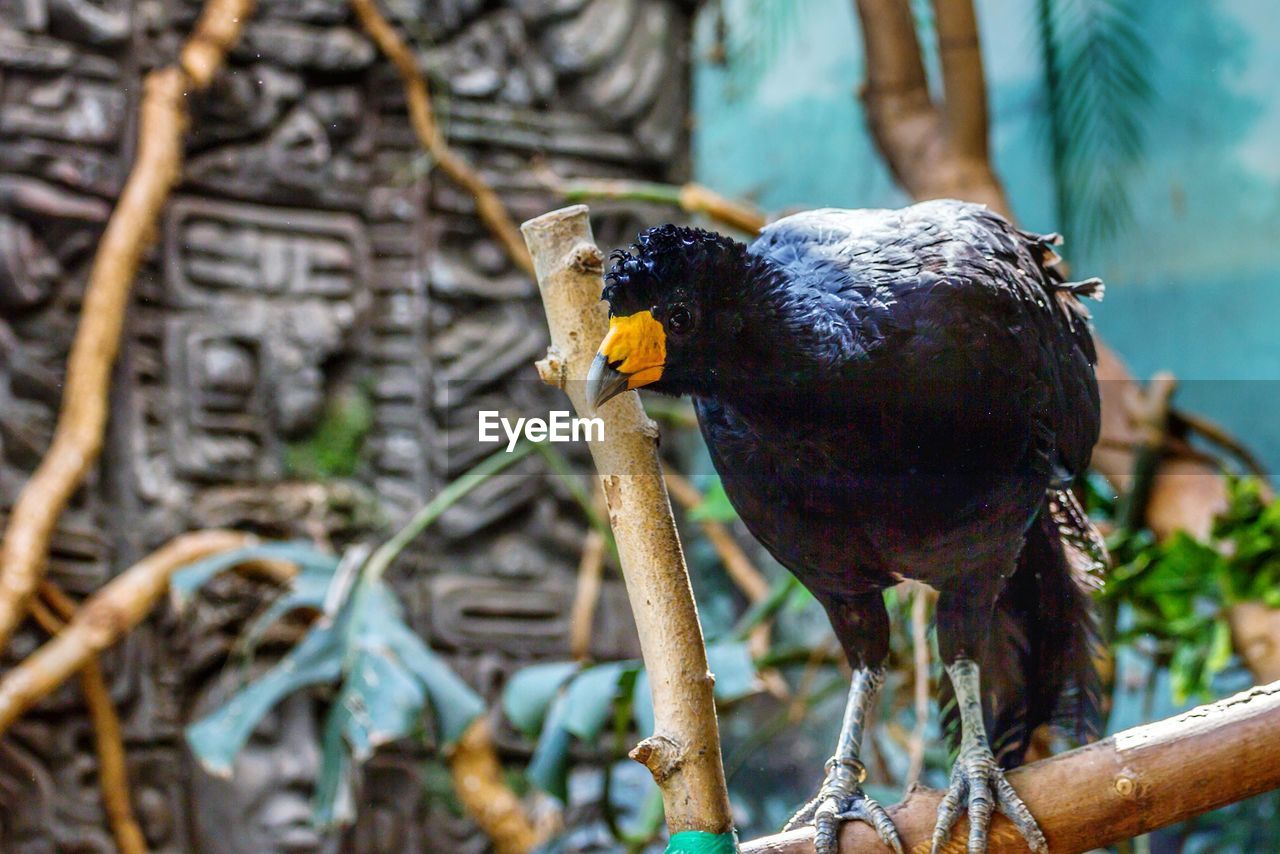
(665, 830, 738, 853)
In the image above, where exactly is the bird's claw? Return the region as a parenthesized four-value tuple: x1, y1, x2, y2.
(930, 750, 1047, 854)
(785, 769, 902, 854)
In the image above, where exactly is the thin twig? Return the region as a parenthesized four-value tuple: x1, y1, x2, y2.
(569, 491, 608, 662)
(0, 0, 257, 650)
(543, 169, 768, 236)
(1171, 408, 1270, 482)
(349, 0, 534, 278)
(787, 638, 840, 724)
(31, 586, 148, 854)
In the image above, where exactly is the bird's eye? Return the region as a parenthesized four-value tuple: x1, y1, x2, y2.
(667, 305, 693, 335)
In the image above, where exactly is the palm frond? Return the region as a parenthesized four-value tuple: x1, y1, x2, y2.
(1037, 0, 1155, 254)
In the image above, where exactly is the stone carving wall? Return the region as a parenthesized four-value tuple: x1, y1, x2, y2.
(0, 0, 692, 849)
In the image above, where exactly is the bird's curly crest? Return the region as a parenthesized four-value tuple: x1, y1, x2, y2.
(603, 224, 746, 311)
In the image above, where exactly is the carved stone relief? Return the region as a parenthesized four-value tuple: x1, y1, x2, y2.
(0, 0, 691, 848)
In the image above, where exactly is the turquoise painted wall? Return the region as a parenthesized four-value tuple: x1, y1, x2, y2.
(694, 0, 1280, 470)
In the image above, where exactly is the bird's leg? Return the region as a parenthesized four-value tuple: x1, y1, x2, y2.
(932, 659, 1047, 854)
(787, 593, 900, 853)
(784, 664, 902, 854)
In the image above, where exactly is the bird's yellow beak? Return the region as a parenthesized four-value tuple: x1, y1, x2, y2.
(586, 310, 666, 410)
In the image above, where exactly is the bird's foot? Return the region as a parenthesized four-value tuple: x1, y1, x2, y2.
(931, 746, 1046, 854)
(784, 757, 902, 854)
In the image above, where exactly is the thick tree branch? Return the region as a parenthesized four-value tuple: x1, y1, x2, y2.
(523, 205, 734, 835)
(0, 0, 256, 650)
(932, 0, 990, 162)
(744, 680, 1280, 853)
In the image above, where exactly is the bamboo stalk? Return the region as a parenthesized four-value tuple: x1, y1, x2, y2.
(522, 205, 734, 835)
(743, 680, 1280, 853)
(0, 0, 257, 650)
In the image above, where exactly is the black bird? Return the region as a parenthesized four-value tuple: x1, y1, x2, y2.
(585, 201, 1106, 854)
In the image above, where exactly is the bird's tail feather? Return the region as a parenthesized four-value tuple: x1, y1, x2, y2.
(939, 489, 1105, 769)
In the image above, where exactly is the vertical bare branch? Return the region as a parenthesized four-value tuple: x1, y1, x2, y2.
(854, 0, 942, 190)
(569, 528, 607, 662)
(852, 0, 1009, 213)
(350, 0, 535, 278)
(932, 0, 990, 162)
(524, 205, 734, 836)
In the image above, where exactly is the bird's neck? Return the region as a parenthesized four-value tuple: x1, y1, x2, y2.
(711, 262, 865, 410)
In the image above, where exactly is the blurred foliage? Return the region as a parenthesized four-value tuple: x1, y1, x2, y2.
(285, 385, 374, 479)
(503, 642, 757, 802)
(176, 541, 483, 826)
(174, 446, 532, 827)
(1035, 0, 1154, 254)
(1099, 475, 1280, 702)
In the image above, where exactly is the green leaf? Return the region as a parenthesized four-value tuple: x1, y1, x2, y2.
(562, 661, 629, 740)
(236, 563, 337, 662)
(339, 643, 427, 761)
(185, 621, 343, 777)
(380, 613, 484, 745)
(171, 542, 339, 612)
(314, 698, 356, 828)
(1206, 618, 1234, 678)
(526, 690, 573, 801)
(503, 661, 581, 738)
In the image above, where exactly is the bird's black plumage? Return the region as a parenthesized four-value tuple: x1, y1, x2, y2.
(597, 200, 1106, 850)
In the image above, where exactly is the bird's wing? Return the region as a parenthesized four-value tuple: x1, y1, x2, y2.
(751, 201, 1103, 483)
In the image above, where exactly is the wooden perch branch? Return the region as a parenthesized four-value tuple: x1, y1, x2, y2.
(743, 680, 1280, 853)
(0, 530, 252, 736)
(523, 205, 734, 835)
(350, 0, 534, 278)
(0, 0, 256, 650)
